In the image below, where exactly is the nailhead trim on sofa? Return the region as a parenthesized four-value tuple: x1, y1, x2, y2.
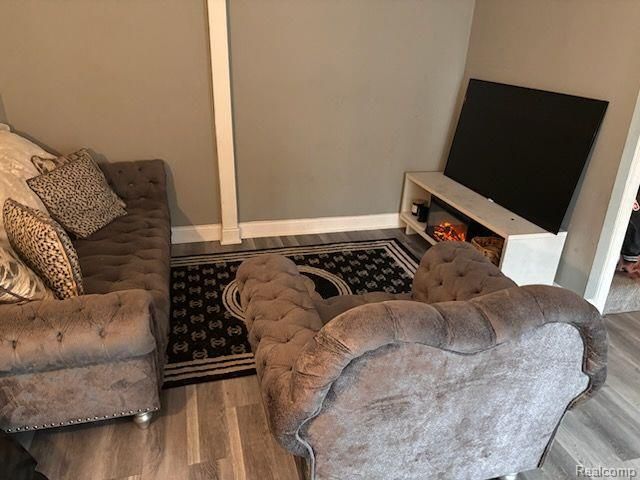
(3, 407, 159, 433)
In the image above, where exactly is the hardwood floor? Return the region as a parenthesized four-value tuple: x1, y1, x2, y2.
(18, 229, 640, 480)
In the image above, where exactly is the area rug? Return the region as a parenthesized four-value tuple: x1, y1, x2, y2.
(164, 238, 419, 388)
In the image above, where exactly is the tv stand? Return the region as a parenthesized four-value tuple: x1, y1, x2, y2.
(400, 172, 567, 285)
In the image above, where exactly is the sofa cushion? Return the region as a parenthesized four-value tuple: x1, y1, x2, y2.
(73, 200, 170, 348)
(3, 199, 83, 299)
(27, 153, 127, 238)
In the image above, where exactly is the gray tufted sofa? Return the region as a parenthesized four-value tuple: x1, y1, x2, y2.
(0, 160, 170, 433)
(236, 241, 607, 480)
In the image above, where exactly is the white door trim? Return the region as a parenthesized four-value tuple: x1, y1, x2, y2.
(584, 89, 640, 312)
(206, 0, 241, 245)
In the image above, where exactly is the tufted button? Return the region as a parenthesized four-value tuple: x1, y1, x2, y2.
(99, 329, 106, 338)
(57, 332, 64, 342)
(12, 340, 17, 349)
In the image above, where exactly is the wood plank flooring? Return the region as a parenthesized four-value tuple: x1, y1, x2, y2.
(16, 229, 640, 480)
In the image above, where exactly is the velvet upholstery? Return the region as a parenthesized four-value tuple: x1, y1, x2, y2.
(236, 241, 608, 480)
(305, 323, 587, 480)
(313, 292, 411, 325)
(0, 290, 156, 375)
(75, 160, 171, 356)
(0, 160, 170, 432)
(411, 241, 517, 303)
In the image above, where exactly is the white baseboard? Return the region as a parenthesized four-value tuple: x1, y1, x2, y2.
(172, 224, 222, 244)
(239, 213, 401, 239)
(171, 213, 401, 244)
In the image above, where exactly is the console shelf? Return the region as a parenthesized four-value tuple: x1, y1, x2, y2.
(400, 172, 567, 285)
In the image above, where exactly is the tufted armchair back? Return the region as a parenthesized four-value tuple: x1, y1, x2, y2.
(236, 241, 608, 480)
(412, 241, 516, 303)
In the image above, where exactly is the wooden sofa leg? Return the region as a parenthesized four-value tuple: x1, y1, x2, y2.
(132, 411, 153, 429)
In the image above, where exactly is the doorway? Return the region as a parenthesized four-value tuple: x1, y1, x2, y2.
(584, 90, 640, 313)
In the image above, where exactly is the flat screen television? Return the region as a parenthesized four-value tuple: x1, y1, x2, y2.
(444, 79, 608, 234)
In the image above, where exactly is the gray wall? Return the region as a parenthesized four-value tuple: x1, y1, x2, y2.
(0, 0, 219, 227)
(464, 0, 640, 294)
(228, 0, 476, 222)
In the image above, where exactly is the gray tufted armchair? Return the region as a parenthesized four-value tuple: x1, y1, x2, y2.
(236, 241, 607, 480)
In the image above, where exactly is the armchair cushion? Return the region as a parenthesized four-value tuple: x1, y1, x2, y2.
(313, 292, 411, 324)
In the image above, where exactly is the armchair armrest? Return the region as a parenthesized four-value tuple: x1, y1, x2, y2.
(236, 254, 324, 455)
(0, 290, 157, 375)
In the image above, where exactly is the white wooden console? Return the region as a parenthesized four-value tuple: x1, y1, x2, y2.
(400, 172, 567, 286)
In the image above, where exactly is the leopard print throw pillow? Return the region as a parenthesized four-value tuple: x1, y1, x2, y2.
(3, 199, 84, 299)
(27, 152, 127, 238)
(31, 149, 126, 208)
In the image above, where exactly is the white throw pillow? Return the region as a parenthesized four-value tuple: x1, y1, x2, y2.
(0, 123, 56, 250)
(0, 244, 54, 303)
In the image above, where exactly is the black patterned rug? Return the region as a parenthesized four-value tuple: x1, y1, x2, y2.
(164, 239, 419, 388)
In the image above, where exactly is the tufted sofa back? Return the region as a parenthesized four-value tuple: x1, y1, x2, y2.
(412, 241, 516, 303)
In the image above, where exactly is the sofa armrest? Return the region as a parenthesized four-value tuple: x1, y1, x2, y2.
(0, 290, 158, 375)
(99, 159, 167, 203)
(269, 285, 606, 457)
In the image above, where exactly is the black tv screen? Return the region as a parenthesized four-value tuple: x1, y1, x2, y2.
(444, 79, 608, 234)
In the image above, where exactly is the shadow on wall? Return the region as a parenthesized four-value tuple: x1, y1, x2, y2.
(89, 151, 190, 226)
(553, 123, 603, 289)
(161, 165, 190, 226)
(0, 94, 6, 124)
(0, 95, 60, 155)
